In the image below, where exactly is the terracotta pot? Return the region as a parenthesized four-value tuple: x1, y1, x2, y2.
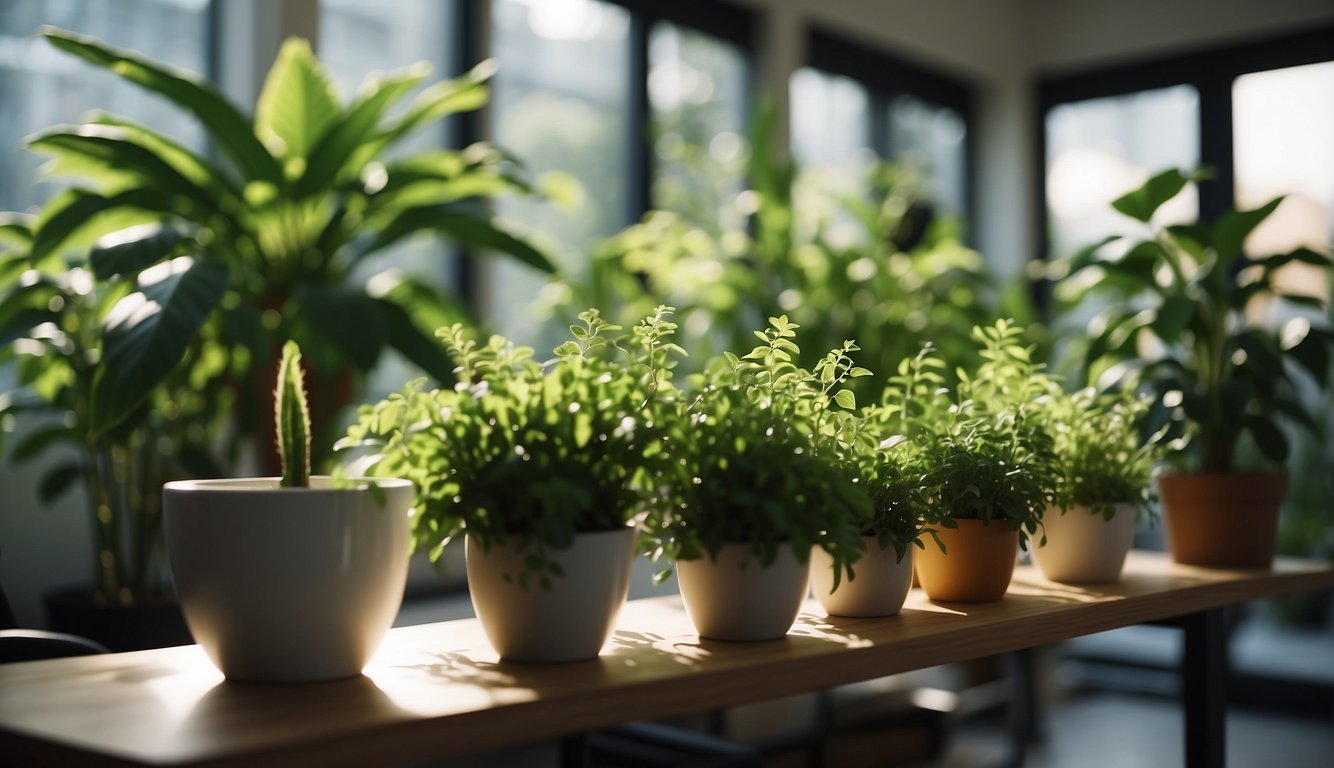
(1158, 472, 1287, 569)
(677, 543, 809, 641)
(1033, 503, 1135, 584)
(914, 519, 1018, 602)
(811, 537, 914, 617)
(466, 527, 634, 662)
(163, 477, 413, 682)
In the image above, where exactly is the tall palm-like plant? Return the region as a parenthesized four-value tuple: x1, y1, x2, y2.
(26, 28, 554, 442)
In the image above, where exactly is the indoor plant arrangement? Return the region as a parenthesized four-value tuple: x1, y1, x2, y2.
(1033, 385, 1164, 583)
(640, 316, 870, 639)
(341, 307, 684, 662)
(873, 321, 1060, 602)
(163, 342, 413, 682)
(1058, 168, 1334, 568)
(27, 28, 553, 466)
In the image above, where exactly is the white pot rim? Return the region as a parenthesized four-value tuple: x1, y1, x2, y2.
(164, 477, 412, 493)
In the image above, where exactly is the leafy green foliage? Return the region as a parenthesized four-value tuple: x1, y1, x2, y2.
(27, 29, 554, 436)
(276, 342, 312, 488)
(639, 316, 871, 588)
(341, 307, 683, 589)
(1055, 168, 1334, 473)
(1040, 385, 1165, 521)
(867, 320, 1061, 550)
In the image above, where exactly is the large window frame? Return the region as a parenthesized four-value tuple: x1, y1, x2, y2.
(1036, 23, 1334, 273)
(805, 26, 977, 238)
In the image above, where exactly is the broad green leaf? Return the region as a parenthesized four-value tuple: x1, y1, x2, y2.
(89, 223, 182, 280)
(295, 284, 387, 371)
(89, 112, 245, 199)
(0, 214, 35, 250)
(351, 60, 494, 168)
(39, 461, 86, 505)
(1151, 295, 1195, 343)
(41, 27, 284, 187)
(1111, 168, 1188, 223)
(92, 257, 229, 433)
(256, 38, 342, 163)
(30, 188, 179, 264)
(1213, 197, 1283, 263)
(1243, 415, 1288, 463)
(361, 206, 554, 273)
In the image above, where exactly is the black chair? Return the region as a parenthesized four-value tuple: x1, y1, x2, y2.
(0, 575, 109, 663)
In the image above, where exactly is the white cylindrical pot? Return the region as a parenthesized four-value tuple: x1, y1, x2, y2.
(466, 527, 634, 662)
(1033, 502, 1136, 583)
(811, 537, 914, 617)
(163, 477, 413, 682)
(677, 543, 810, 641)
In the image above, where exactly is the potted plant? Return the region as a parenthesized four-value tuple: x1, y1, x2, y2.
(26, 28, 554, 467)
(1057, 168, 1334, 568)
(341, 308, 683, 662)
(640, 316, 870, 640)
(0, 216, 233, 649)
(1033, 386, 1164, 583)
(162, 343, 413, 682)
(877, 321, 1060, 602)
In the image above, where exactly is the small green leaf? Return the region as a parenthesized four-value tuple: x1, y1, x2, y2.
(1112, 169, 1189, 223)
(834, 389, 856, 410)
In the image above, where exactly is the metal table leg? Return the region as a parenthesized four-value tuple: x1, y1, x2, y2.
(1179, 609, 1227, 768)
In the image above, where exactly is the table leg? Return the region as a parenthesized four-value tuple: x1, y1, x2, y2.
(560, 733, 589, 768)
(1180, 609, 1226, 768)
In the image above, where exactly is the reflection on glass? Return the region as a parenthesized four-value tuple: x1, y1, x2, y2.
(649, 22, 748, 234)
(0, 0, 211, 212)
(887, 94, 967, 221)
(1045, 85, 1200, 260)
(486, 0, 632, 341)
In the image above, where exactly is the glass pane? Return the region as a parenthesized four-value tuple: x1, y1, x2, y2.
(887, 94, 967, 223)
(790, 67, 874, 246)
(649, 21, 748, 233)
(486, 0, 632, 342)
(1045, 85, 1201, 260)
(0, 0, 211, 213)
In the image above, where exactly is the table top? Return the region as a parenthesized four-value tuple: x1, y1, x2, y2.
(2, 551, 1332, 767)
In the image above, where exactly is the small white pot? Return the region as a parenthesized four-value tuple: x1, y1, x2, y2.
(163, 477, 413, 682)
(811, 537, 914, 617)
(466, 527, 634, 662)
(1033, 502, 1135, 583)
(677, 543, 810, 641)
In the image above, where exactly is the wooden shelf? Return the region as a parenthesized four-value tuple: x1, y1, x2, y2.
(2, 550, 1332, 767)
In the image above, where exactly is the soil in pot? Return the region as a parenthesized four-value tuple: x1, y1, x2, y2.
(1158, 472, 1287, 569)
(1033, 503, 1135, 584)
(914, 519, 1018, 602)
(810, 537, 913, 617)
(466, 527, 635, 662)
(676, 543, 810, 641)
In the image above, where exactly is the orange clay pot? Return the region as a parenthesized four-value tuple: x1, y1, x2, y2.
(915, 519, 1019, 602)
(1158, 472, 1287, 569)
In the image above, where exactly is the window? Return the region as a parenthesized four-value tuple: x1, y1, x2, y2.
(0, 0, 213, 213)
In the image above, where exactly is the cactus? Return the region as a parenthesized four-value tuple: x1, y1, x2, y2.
(276, 341, 311, 487)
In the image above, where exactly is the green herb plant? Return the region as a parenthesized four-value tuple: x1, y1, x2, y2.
(1055, 168, 1334, 473)
(275, 341, 311, 488)
(340, 307, 683, 588)
(639, 316, 871, 588)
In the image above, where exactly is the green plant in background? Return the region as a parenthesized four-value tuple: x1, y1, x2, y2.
(1040, 384, 1166, 521)
(0, 214, 230, 605)
(275, 341, 311, 488)
(639, 316, 870, 587)
(547, 108, 1000, 394)
(341, 307, 683, 588)
(1054, 168, 1334, 473)
(25, 28, 554, 460)
(869, 320, 1061, 549)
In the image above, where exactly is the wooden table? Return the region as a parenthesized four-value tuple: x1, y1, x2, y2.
(2, 551, 1332, 768)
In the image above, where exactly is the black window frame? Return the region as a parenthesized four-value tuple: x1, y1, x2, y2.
(804, 25, 978, 240)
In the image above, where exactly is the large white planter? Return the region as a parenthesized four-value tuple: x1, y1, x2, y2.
(677, 543, 810, 641)
(811, 537, 914, 617)
(1033, 502, 1135, 583)
(163, 477, 413, 682)
(466, 527, 634, 662)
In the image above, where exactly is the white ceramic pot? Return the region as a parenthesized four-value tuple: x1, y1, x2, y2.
(1033, 502, 1135, 583)
(163, 477, 413, 682)
(677, 543, 810, 641)
(811, 537, 914, 617)
(466, 527, 634, 662)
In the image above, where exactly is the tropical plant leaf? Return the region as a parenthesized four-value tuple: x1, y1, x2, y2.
(91, 257, 229, 433)
(1213, 197, 1283, 264)
(88, 112, 246, 199)
(89, 223, 182, 280)
(39, 460, 86, 505)
(256, 38, 342, 164)
(40, 27, 284, 186)
(1112, 168, 1188, 223)
(362, 206, 554, 273)
(294, 284, 387, 371)
(1151, 295, 1195, 343)
(1243, 414, 1288, 463)
(375, 296, 457, 384)
(30, 188, 178, 264)
(353, 60, 494, 165)
(0, 214, 35, 250)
